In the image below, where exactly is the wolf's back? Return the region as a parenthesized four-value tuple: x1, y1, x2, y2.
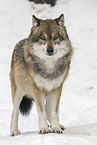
(11, 39, 27, 69)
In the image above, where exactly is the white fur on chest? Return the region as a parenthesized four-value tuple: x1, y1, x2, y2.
(34, 73, 64, 92)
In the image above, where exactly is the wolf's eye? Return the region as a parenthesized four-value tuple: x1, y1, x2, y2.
(40, 35, 45, 41)
(54, 35, 59, 40)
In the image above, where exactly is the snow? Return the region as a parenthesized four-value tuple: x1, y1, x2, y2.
(0, 0, 97, 144)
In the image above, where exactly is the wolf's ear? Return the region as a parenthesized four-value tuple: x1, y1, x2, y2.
(55, 14, 64, 26)
(32, 15, 40, 27)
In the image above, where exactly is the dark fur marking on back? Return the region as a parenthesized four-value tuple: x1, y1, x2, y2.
(11, 39, 27, 68)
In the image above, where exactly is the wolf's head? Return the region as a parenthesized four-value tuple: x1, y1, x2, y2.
(28, 14, 72, 61)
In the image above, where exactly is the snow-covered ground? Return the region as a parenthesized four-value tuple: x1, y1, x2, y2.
(0, 0, 97, 144)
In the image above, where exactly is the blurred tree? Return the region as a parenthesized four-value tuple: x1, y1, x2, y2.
(28, 0, 57, 6)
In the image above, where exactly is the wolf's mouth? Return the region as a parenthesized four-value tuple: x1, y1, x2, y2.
(47, 53, 54, 56)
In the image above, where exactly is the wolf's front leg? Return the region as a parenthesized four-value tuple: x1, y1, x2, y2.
(33, 87, 50, 134)
(45, 87, 64, 133)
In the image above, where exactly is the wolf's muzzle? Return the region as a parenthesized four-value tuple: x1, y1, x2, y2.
(47, 47, 54, 56)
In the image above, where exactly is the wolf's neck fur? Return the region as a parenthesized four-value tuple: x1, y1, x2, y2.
(28, 53, 70, 80)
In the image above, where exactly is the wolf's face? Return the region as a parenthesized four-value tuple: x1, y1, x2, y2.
(28, 14, 71, 61)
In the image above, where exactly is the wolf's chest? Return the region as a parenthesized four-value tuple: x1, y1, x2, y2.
(30, 54, 68, 91)
(34, 73, 64, 92)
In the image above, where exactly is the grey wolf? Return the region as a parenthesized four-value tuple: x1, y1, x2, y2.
(10, 14, 73, 136)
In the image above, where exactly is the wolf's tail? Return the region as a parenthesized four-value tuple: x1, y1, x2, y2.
(19, 96, 34, 116)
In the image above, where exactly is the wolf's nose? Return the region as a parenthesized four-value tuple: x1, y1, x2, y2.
(47, 47, 54, 56)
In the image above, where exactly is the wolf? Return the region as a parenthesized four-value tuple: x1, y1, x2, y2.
(10, 14, 73, 136)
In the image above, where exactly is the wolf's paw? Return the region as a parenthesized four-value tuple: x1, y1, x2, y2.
(59, 124, 65, 131)
(10, 130, 21, 136)
(39, 127, 51, 134)
(51, 127, 63, 134)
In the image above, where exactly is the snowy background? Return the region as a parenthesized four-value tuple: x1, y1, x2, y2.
(0, 0, 97, 144)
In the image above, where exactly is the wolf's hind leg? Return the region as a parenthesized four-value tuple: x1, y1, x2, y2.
(10, 88, 23, 136)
